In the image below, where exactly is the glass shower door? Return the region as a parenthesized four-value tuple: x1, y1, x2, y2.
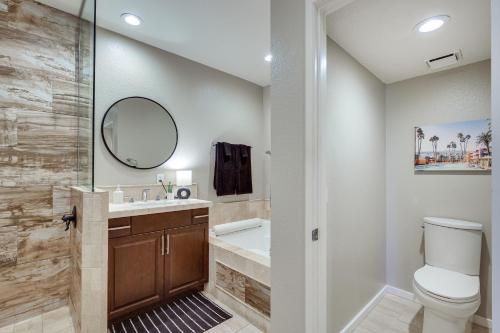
(76, 0, 95, 190)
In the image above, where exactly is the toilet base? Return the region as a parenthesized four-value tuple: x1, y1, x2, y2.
(422, 308, 473, 333)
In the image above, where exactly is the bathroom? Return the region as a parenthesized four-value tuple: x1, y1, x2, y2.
(324, 0, 492, 332)
(0, 0, 499, 333)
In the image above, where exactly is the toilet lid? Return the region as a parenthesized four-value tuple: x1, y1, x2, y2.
(414, 265, 480, 303)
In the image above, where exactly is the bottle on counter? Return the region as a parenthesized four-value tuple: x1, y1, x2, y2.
(113, 185, 124, 204)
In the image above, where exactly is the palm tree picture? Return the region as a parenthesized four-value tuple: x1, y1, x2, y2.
(415, 119, 491, 171)
(477, 131, 492, 156)
(429, 136, 440, 161)
(416, 127, 424, 157)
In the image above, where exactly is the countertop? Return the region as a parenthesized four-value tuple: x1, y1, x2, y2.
(108, 198, 212, 219)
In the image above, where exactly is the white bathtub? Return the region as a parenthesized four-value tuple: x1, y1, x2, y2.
(210, 218, 270, 257)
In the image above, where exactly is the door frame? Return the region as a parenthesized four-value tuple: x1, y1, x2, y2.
(304, 1, 354, 332)
(492, 0, 499, 330)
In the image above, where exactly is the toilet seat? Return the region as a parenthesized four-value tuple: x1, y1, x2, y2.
(414, 265, 480, 304)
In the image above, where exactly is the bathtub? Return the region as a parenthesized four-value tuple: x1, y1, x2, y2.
(208, 218, 271, 332)
(210, 218, 270, 257)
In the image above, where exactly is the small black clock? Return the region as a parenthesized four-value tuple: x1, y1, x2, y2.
(176, 187, 191, 199)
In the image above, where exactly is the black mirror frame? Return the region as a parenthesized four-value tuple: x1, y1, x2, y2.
(101, 96, 179, 170)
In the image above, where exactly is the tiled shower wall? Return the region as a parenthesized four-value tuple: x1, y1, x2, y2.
(0, 0, 87, 325)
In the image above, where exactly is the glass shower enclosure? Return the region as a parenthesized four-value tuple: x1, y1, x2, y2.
(76, 0, 96, 190)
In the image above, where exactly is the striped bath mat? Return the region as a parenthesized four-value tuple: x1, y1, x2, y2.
(110, 292, 232, 333)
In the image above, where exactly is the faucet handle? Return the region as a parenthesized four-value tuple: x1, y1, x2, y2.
(142, 188, 151, 201)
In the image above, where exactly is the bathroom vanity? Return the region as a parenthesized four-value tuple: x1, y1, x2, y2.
(107, 199, 211, 321)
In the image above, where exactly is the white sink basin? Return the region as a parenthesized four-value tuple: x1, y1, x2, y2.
(108, 198, 212, 218)
(111, 198, 202, 208)
(124, 199, 178, 207)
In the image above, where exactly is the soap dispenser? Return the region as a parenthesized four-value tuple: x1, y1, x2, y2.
(113, 185, 124, 204)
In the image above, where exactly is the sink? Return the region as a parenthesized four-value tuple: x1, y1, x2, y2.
(128, 199, 177, 207)
(108, 198, 212, 218)
(109, 198, 208, 210)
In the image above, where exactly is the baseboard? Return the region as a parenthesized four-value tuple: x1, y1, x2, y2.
(384, 285, 493, 330)
(339, 286, 386, 333)
(473, 314, 493, 329)
(383, 285, 415, 301)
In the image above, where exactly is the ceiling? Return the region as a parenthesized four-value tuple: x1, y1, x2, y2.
(39, 0, 271, 86)
(327, 0, 491, 84)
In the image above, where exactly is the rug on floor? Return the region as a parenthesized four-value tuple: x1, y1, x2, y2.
(110, 292, 233, 333)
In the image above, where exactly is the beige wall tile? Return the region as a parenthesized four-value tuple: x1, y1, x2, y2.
(12, 315, 42, 333)
(244, 279, 270, 317)
(0, 0, 84, 325)
(0, 225, 17, 267)
(69, 188, 107, 333)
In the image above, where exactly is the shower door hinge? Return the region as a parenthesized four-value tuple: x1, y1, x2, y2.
(312, 228, 319, 241)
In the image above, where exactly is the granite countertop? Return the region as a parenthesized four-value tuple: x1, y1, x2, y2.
(108, 198, 212, 219)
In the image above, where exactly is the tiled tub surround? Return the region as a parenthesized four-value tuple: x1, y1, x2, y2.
(0, 0, 90, 326)
(69, 187, 108, 333)
(209, 227, 271, 332)
(216, 263, 270, 317)
(209, 200, 271, 228)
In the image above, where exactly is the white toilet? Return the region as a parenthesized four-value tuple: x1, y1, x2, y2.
(413, 217, 482, 333)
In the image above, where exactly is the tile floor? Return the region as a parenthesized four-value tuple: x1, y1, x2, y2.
(0, 307, 74, 333)
(353, 293, 490, 333)
(0, 294, 261, 333)
(203, 293, 263, 333)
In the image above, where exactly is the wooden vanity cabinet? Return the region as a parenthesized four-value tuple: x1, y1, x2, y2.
(165, 223, 208, 298)
(108, 208, 209, 321)
(108, 231, 164, 320)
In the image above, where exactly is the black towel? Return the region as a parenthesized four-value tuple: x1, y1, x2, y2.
(235, 144, 252, 195)
(214, 142, 237, 196)
(213, 142, 253, 196)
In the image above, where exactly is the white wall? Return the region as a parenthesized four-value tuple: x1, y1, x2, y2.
(270, 0, 306, 331)
(326, 39, 387, 332)
(386, 60, 492, 318)
(95, 28, 267, 201)
(491, 0, 499, 329)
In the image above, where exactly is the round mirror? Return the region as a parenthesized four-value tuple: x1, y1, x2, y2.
(101, 97, 178, 169)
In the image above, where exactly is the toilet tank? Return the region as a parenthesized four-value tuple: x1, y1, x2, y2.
(424, 217, 482, 276)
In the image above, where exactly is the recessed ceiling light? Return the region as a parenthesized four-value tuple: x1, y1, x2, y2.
(415, 15, 450, 33)
(264, 54, 273, 62)
(121, 13, 142, 26)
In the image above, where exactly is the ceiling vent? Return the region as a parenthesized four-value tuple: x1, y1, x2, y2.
(426, 51, 462, 70)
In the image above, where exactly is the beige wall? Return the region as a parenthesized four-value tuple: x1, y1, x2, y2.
(95, 28, 268, 202)
(386, 60, 492, 318)
(326, 39, 387, 332)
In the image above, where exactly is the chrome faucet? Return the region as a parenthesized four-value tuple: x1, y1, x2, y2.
(142, 189, 150, 202)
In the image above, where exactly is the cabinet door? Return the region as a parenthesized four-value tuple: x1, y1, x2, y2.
(108, 231, 164, 320)
(165, 224, 208, 298)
